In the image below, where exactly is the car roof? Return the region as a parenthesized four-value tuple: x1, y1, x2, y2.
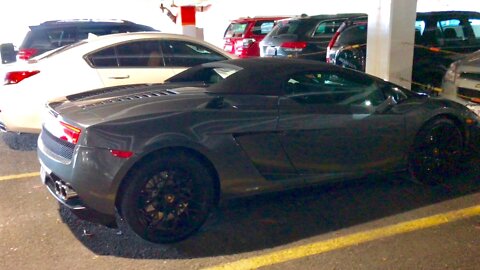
(230, 16, 289, 23)
(194, 58, 349, 96)
(36, 32, 229, 60)
(416, 10, 480, 18)
(288, 13, 367, 22)
(30, 19, 152, 29)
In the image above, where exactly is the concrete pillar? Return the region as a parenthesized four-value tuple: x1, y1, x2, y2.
(366, 0, 417, 89)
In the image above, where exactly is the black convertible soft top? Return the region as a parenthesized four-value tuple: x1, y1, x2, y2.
(167, 58, 349, 96)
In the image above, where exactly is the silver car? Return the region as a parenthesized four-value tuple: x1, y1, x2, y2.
(442, 49, 480, 104)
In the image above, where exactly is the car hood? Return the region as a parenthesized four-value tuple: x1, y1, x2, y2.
(47, 83, 216, 127)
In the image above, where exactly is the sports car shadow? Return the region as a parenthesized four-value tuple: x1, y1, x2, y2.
(59, 157, 480, 259)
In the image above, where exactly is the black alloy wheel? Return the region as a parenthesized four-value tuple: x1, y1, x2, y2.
(121, 151, 215, 243)
(409, 118, 464, 185)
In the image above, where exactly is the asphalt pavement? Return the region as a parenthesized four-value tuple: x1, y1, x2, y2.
(1, 132, 479, 270)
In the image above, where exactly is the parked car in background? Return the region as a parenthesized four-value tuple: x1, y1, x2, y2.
(442, 49, 480, 104)
(38, 58, 479, 244)
(0, 43, 17, 64)
(223, 16, 289, 58)
(16, 19, 158, 61)
(259, 13, 366, 61)
(0, 32, 233, 136)
(327, 11, 480, 93)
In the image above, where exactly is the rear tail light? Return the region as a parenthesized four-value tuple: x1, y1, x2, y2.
(44, 111, 82, 145)
(18, 48, 38, 60)
(4, 70, 40, 85)
(326, 31, 341, 63)
(280, 41, 307, 52)
(59, 121, 81, 144)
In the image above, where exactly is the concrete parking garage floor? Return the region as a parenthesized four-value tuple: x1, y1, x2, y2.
(1, 133, 479, 270)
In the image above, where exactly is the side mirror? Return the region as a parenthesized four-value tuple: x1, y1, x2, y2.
(375, 95, 397, 114)
(0, 43, 17, 64)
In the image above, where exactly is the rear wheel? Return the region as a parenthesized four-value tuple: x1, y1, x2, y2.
(409, 118, 464, 185)
(120, 151, 215, 243)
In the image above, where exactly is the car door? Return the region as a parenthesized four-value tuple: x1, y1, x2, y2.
(277, 70, 407, 183)
(218, 94, 300, 182)
(90, 40, 177, 87)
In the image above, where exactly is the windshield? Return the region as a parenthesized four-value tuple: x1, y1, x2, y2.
(36, 40, 88, 60)
(224, 23, 248, 38)
(269, 19, 316, 37)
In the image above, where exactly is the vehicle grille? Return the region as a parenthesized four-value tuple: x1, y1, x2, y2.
(81, 90, 170, 109)
(457, 87, 480, 99)
(40, 128, 75, 160)
(460, 72, 480, 82)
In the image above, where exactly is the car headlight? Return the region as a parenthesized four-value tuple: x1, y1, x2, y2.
(466, 102, 480, 118)
(443, 62, 459, 83)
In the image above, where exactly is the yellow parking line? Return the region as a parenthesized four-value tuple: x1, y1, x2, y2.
(0, 172, 40, 182)
(204, 205, 480, 270)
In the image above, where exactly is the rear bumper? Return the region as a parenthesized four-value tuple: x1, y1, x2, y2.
(37, 135, 136, 228)
(0, 99, 42, 133)
(40, 161, 117, 228)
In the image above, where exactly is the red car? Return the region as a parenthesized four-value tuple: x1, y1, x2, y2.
(223, 16, 289, 58)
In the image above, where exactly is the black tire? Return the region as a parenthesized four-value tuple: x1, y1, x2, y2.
(120, 151, 216, 243)
(409, 118, 464, 185)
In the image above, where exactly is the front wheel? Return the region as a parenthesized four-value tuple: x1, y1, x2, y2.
(120, 151, 216, 243)
(409, 118, 464, 185)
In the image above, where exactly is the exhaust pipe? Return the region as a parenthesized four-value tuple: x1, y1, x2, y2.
(54, 180, 78, 200)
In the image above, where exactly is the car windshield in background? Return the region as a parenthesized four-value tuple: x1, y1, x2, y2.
(414, 13, 480, 47)
(224, 23, 248, 38)
(252, 20, 276, 35)
(270, 19, 305, 37)
(37, 41, 88, 60)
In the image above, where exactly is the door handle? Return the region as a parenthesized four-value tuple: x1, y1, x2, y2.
(108, 75, 130, 79)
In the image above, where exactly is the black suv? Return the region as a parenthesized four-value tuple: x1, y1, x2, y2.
(327, 11, 480, 92)
(16, 19, 157, 61)
(259, 13, 366, 61)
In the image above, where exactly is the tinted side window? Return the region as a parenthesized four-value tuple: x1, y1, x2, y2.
(335, 24, 367, 46)
(312, 20, 343, 37)
(437, 19, 466, 46)
(251, 20, 275, 35)
(285, 71, 385, 107)
(87, 47, 117, 67)
(116, 40, 164, 67)
(161, 40, 227, 67)
(470, 19, 480, 38)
